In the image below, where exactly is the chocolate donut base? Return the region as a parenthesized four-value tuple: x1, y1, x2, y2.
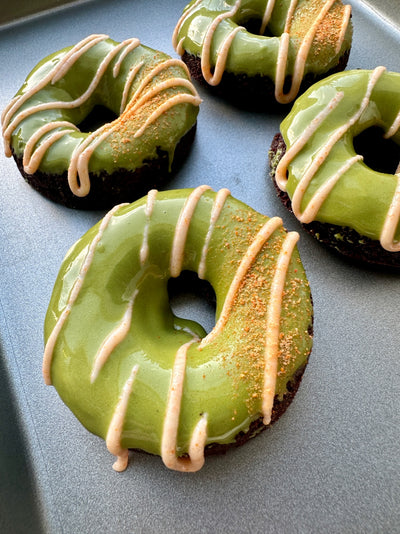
(269, 133, 400, 269)
(13, 124, 197, 210)
(181, 49, 350, 110)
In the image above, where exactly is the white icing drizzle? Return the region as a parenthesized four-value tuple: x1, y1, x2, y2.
(51, 34, 108, 84)
(170, 185, 212, 277)
(42, 203, 127, 385)
(274, 66, 400, 250)
(200, 216, 284, 348)
(2, 37, 200, 198)
(140, 189, 158, 265)
(119, 61, 145, 114)
(2, 34, 108, 156)
(90, 289, 139, 383)
(275, 0, 340, 104)
(65, 59, 200, 197)
(275, 90, 345, 191)
(172, 0, 203, 52)
(173, 0, 351, 104)
(126, 58, 193, 108)
(198, 187, 231, 279)
(336, 4, 352, 54)
(113, 38, 140, 77)
(161, 338, 208, 472)
(23, 121, 79, 174)
(385, 108, 400, 140)
(291, 155, 363, 223)
(68, 121, 114, 197)
(106, 363, 139, 472)
(200, 0, 243, 86)
(260, 0, 276, 35)
(262, 231, 299, 424)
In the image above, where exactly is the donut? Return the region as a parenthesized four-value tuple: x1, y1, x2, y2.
(43, 186, 313, 472)
(172, 0, 352, 107)
(269, 67, 400, 268)
(1, 34, 201, 209)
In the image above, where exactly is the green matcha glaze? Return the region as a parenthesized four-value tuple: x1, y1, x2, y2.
(3, 34, 199, 185)
(44, 188, 313, 469)
(174, 0, 352, 97)
(279, 68, 400, 244)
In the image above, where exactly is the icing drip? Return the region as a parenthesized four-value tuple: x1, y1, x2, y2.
(68, 122, 115, 197)
(23, 121, 79, 174)
(200, 216, 284, 347)
(3, 34, 121, 153)
(66, 59, 200, 197)
(385, 108, 400, 140)
(276, 66, 400, 251)
(42, 203, 127, 385)
(275, 0, 340, 104)
(380, 176, 400, 252)
(170, 185, 212, 277)
(198, 187, 231, 279)
(119, 61, 145, 114)
(133, 92, 201, 139)
(44, 186, 310, 471)
(336, 5, 352, 54)
(172, 0, 203, 53)
(262, 231, 299, 424)
(2, 34, 108, 153)
(161, 338, 208, 472)
(2, 36, 200, 198)
(173, 0, 351, 103)
(140, 189, 158, 265)
(106, 363, 139, 472)
(200, 0, 243, 86)
(91, 289, 139, 383)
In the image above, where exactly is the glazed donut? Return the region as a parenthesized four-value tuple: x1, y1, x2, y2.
(172, 0, 352, 106)
(43, 186, 313, 472)
(269, 67, 400, 268)
(2, 34, 200, 209)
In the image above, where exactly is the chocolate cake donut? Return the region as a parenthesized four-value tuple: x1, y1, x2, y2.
(173, 0, 352, 108)
(2, 34, 200, 209)
(269, 67, 400, 268)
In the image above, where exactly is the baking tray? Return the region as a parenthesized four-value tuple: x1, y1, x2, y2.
(0, 1, 399, 533)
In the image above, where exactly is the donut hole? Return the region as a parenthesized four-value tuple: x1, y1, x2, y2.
(240, 18, 274, 37)
(168, 271, 216, 336)
(353, 126, 400, 174)
(77, 105, 118, 133)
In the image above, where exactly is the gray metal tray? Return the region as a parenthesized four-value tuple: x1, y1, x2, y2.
(0, 1, 399, 533)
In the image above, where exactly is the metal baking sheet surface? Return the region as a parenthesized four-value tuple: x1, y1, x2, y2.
(0, 1, 399, 533)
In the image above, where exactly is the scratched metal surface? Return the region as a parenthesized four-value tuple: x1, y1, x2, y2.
(0, 1, 399, 533)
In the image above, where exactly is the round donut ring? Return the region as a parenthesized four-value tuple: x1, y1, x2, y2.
(172, 0, 352, 105)
(2, 35, 201, 209)
(43, 186, 313, 472)
(270, 67, 400, 267)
